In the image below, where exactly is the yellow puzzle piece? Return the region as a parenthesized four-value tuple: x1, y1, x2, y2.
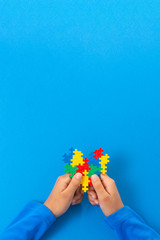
(70, 149, 84, 167)
(81, 170, 90, 192)
(99, 154, 110, 174)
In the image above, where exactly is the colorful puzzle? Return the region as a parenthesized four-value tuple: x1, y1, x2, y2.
(63, 148, 110, 192)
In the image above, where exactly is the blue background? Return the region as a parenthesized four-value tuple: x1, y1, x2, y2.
(0, 0, 160, 239)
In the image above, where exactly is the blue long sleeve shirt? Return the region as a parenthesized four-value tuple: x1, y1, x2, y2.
(105, 206, 160, 239)
(0, 202, 56, 240)
(0, 201, 160, 240)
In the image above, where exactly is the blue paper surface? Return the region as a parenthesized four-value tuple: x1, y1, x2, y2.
(0, 1, 160, 239)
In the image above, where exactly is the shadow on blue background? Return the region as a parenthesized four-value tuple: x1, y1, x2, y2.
(0, 0, 160, 239)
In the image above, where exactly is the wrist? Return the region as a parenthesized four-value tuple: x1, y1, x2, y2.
(104, 203, 124, 217)
(104, 206, 133, 229)
(43, 199, 58, 218)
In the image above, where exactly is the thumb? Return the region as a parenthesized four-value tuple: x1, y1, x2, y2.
(65, 173, 82, 197)
(101, 174, 116, 194)
(91, 174, 108, 200)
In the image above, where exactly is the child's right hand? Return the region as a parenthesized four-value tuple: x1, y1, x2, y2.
(88, 174, 124, 217)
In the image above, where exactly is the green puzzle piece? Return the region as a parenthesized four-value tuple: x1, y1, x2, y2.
(64, 164, 78, 178)
(88, 164, 102, 178)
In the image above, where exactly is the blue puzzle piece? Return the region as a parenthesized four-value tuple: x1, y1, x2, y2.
(69, 147, 74, 153)
(62, 153, 72, 164)
(89, 158, 100, 168)
(62, 147, 74, 164)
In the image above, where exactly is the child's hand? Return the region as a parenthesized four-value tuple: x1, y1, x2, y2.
(88, 174, 124, 217)
(44, 173, 83, 217)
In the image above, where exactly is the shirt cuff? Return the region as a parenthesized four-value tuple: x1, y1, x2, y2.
(28, 201, 56, 227)
(104, 206, 134, 229)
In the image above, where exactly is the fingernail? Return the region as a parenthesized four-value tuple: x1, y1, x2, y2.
(95, 200, 98, 204)
(92, 195, 96, 199)
(91, 175, 98, 182)
(76, 173, 82, 180)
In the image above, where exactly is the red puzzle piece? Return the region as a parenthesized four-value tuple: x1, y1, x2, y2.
(76, 158, 90, 175)
(93, 148, 103, 159)
(83, 158, 90, 172)
(89, 178, 93, 186)
(84, 157, 89, 164)
(76, 164, 85, 175)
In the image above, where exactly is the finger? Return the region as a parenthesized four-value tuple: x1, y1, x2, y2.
(64, 173, 82, 197)
(88, 185, 97, 194)
(75, 186, 84, 197)
(90, 200, 99, 205)
(88, 186, 94, 191)
(101, 174, 116, 194)
(88, 195, 99, 204)
(75, 185, 82, 195)
(88, 185, 95, 192)
(72, 196, 82, 204)
(72, 192, 83, 202)
(79, 185, 83, 194)
(91, 174, 108, 200)
(72, 195, 83, 205)
(87, 195, 99, 205)
(56, 174, 71, 192)
(88, 190, 98, 200)
(72, 192, 83, 203)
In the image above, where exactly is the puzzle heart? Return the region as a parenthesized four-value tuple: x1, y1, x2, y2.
(63, 148, 110, 192)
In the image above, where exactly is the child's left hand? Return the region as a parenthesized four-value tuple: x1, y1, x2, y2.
(44, 173, 83, 217)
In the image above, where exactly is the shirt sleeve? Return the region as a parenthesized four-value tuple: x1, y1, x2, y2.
(0, 201, 56, 240)
(105, 206, 160, 240)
